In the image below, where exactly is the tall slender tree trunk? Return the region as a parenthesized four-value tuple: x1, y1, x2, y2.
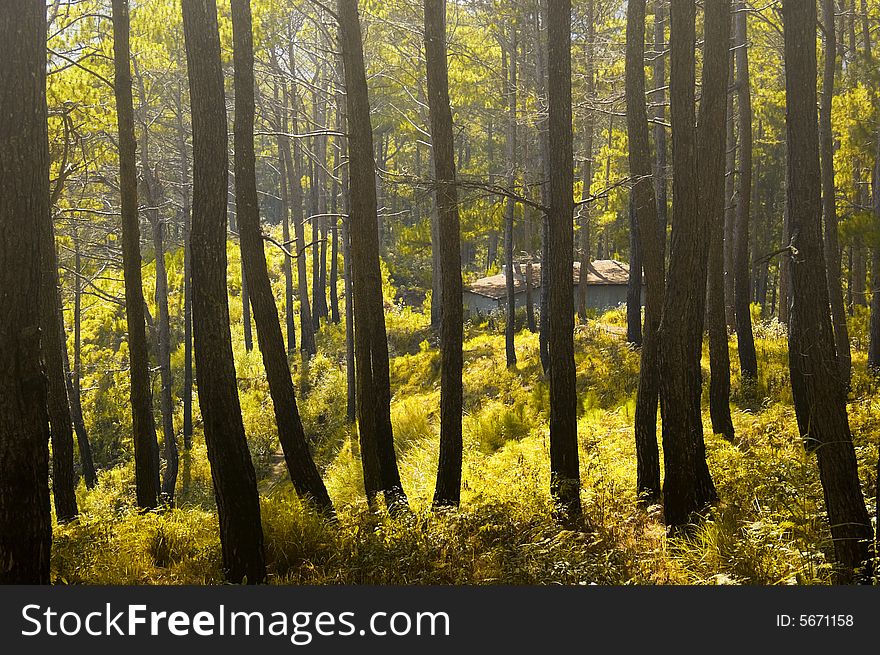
(536, 1, 551, 375)
(284, 82, 317, 359)
(723, 50, 738, 328)
(339, 104, 357, 424)
(135, 72, 179, 503)
(486, 120, 499, 273)
(652, 0, 668, 260)
(176, 70, 194, 452)
(576, 0, 595, 323)
(704, 0, 735, 442)
(871, 146, 880, 370)
(330, 109, 342, 325)
(626, 0, 662, 503)
(235, 208, 254, 353)
(311, 79, 330, 327)
(659, 0, 716, 528)
(874, 140, 880, 549)
(181, 0, 266, 584)
(0, 0, 52, 583)
(778, 190, 791, 325)
(232, 0, 333, 514)
(315, 74, 330, 325)
(148, 191, 178, 501)
(276, 126, 297, 355)
(820, 0, 852, 386)
(626, 193, 643, 346)
(40, 212, 78, 522)
(343, 192, 357, 424)
(782, 0, 873, 583)
(734, 1, 758, 382)
(112, 0, 160, 510)
(274, 79, 298, 356)
(66, 236, 97, 488)
(431, 156, 443, 330)
(503, 27, 518, 368)
(864, 13, 880, 371)
(338, 0, 408, 512)
(425, 0, 464, 508)
(547, 0, 581, 523)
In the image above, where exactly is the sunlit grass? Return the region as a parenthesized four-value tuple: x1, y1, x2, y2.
(52, 295, 880, 585)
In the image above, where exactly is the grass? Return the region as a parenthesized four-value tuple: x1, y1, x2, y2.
(51, 295, 880, 585)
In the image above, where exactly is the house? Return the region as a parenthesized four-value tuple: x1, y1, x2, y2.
(462, 259, 642, 316)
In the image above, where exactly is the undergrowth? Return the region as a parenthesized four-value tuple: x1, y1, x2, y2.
(52, 301, 880, 585)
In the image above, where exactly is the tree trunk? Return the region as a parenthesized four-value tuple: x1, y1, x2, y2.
(274, 80, 297, 356)
(626, 0, 662, 503)
(241, 269, 253, 352)
(734, 1, 758, 382)
(285, 83, 318, 359)
(723, 50, 738, 328)
(782, 0, 873, 583)
(652, 0, 668, 261)
(343, 189, 357, 424)
(311, 95, 329, 327)
(865, 23, 880, 371)
(546, 0, 581, 523)
(315, 78, 330, 326)
(41, 211, 78, 522)
(231, 0, 333, 515)
(503, 27, 518, 368)
(181, 0, 266, 584)
(536, 1, 551, 375)
(659, 0, 717, 528)
(702, 0, 735, 442)
(338, 0, 408, 512)
(330, 109, 341, 325)
(277, 129, 297, 355)
(874, 138, 880, 555)
(0, 1, 52, 583)
(149, 191, 178, 502)
(66, 236, 97, 488)
(177, 69, 194, 452)
(135, 70, 179, 503)
(486, 137, 498, 273)
(778, 190, 791, 324)
(112, 0, 160, 510)
(431, 174, 443, 330)
(339, 104, 357, 424)
(869, 143, 880, 370)
(577, 0, 595, 324)
(425, 0, 464, 508)
(820, 0, 852, 386)
(626, 193, 643, 346)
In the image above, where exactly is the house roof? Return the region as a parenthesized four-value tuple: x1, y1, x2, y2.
(465, 259, 634, 301)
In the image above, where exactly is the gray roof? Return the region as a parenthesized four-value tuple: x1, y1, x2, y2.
(465, 259, 634, 301)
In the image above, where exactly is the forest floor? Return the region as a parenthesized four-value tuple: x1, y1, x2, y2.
(51, 305, 880, 585)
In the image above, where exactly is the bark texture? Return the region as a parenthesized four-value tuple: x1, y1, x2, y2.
(702, 0, 735, 442)
(625, 0, 661, 503)
(232, 0, 333, 514)
(659, 0, 716, 528)
(112, 0, 160, 510)
(782, 0, 873, 583)
(182, 0, 266, 584)
(425, 0, 464, 508)
(547, 0, 581, 522)
(40, 213, 78, 522)
(339, 0, 408, 511)
(734, 2, 758, 382)
(0, 1, 53, 584)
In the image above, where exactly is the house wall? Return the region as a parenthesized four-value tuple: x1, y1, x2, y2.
(462, 292, 501, 315)
(463, 284, 642, 317)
